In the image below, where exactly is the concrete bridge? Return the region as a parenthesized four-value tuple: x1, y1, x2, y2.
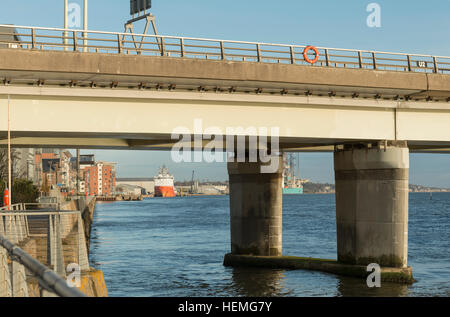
(1, 25, 450, 281)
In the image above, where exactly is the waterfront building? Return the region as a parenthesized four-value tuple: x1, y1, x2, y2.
(82, 161, 117, 196)
(116, 178, 155, 195)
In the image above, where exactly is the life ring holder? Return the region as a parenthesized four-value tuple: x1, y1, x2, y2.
(303, 46, 320, 64)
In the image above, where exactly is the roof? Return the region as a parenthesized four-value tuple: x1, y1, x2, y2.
(62, 151, 72, 158)
(116, 178, 154, 182)
(42, 158, 60, 173)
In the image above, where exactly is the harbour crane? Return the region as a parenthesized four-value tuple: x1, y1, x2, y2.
(190, 170, 195, 194)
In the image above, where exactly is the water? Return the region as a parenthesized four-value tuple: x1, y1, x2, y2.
(89, 192, 450, 297)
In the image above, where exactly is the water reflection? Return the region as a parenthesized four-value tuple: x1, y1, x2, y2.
(336, 276, 410, 297)
(230, 267, 290, 297)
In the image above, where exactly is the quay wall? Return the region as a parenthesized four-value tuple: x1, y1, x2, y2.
(60, 196, 107, 297)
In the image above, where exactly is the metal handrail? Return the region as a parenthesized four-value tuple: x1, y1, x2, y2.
(0, 24, 449, 74)
(0, 203, 59, 212)
(1, 210, 80, 216)
(0, 234, 86, 297)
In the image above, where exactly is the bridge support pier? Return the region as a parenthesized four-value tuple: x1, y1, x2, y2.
(334, 141, 409, 268)
(227, 156, 283, 256)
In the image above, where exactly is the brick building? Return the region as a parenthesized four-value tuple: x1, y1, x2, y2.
(82, 161, 116, 196)
(35, 152, 58, 189)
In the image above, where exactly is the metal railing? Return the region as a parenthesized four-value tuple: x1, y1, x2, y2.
(1, 204, 88, 297)
(0, 24, 449, 74)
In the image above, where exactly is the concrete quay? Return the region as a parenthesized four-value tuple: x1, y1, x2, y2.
(223, 254, 414, 284)
(61, 196, 108, 296)
(14, 196, 108, 297)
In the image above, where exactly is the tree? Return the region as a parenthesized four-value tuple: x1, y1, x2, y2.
(0, 148, 21, 182)
(0, 179, 39, 206)
(0, 179, 5, 201)
(11, 179, 39, 205)
(1, 149, 39, 206)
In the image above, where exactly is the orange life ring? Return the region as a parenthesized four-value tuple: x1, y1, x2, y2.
(303, 46, 319, 64)
(3, 188, 9, 206)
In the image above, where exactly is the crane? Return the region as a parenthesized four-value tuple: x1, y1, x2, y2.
(190, 170, 195, 194)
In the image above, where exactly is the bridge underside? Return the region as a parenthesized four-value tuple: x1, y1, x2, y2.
(1, 138, 450, 154)
(0, 86, 450, 153)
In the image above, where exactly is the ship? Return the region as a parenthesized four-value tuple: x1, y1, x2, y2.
(282, 153, 308, 195)
(154, 165, 177, 197)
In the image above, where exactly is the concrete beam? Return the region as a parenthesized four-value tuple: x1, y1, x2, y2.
(0, 82, 450, 149)
(0, 48, 448, 98)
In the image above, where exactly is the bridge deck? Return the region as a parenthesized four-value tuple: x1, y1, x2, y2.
(0, 25, 449, 152)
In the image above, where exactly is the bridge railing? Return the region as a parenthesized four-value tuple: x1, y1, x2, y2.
(0, 24, 449, 74)
(0, 205, 88, 297)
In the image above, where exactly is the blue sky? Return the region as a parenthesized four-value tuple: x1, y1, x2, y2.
(1, 1, 450, 186)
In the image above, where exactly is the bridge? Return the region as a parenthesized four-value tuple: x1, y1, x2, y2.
(1, 24, 450, 282)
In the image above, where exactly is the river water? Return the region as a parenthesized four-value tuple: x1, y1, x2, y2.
(89, 192, 450, 297)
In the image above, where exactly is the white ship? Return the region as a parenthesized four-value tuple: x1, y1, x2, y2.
(154, 166, 176, 197)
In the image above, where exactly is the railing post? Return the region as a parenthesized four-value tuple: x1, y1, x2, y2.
(117, 34, 122, 54)
(24, 215, 29, 237)
(47, 215, 56, 270)
(55, 215, 65, 277)
(180, 38, 185, 57)
(31, 28, 36, 49)
(372, 52, 377, 70)
(406, 55, 412, 72)
(73, 31, 78, 51)
(160, 37, 166, 56)
(10, 216, 17, 244)
(325, 49, 330, 67)
(256, 44, 261, 62)
(16, 215, 23, 243)
(433, 56, 439, 73)
(220, 41, 225, 60)
(290, 46, 295, 64)
(358, 51, 363, 68)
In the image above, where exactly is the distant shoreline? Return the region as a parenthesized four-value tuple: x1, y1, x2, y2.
(302, 182, 450, 195)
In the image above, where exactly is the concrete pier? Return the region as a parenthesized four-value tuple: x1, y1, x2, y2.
(228, 156, 283, 256)
(334, 141, 409, 268)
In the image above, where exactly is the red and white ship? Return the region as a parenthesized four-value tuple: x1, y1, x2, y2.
(154, 166, 176, 198)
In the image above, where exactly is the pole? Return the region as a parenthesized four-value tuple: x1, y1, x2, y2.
(76, 149, 80, 195)
(83, 0, 88, 52)
(64, 0, 68, 50)
(7, 95, 11, 208)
